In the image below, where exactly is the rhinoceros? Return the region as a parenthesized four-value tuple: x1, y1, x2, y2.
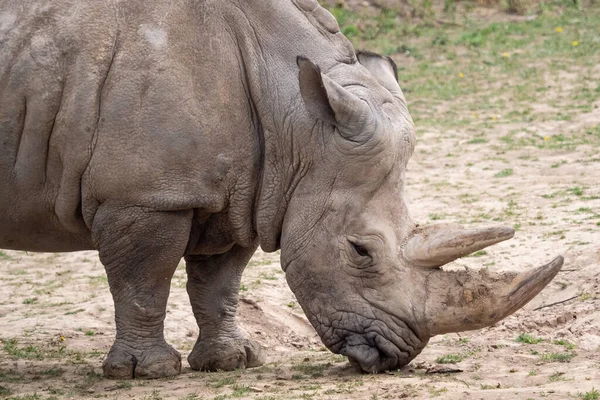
(0, 0, 563, 379)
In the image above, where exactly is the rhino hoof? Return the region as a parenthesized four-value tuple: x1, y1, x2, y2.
(188, 337, 265, 371)
(103, 343, 181, 379)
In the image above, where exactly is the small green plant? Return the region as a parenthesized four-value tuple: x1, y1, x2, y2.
(117, 380, 133, 390)
(436, 353, 464, 364)
(541, 352, 575, 363)
(0, 386, 12, 396)
(553, 339, 575, 350)
(209, 376, 236, 388)
(291, 361, 330, 378)
(480, 383, 499, 389)
(567, 186, 584, 196)
(2, 338, 44, 360)
(231, 384, 251, 398)
(467, 138, 488, 144)
(516, 333, 544, 344)
(579, 389, 600, 400)
(428, 386, 448, 397)
(494, 168, 514, 178)
(549, 372, 565, 382)
(469, 250, 488, 257)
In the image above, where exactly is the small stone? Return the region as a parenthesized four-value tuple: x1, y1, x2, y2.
(275, 368, 292, 380)
(249, 387, 263, 393)
(579, 334, 600, 351)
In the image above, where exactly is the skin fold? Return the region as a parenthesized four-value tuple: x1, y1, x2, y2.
(0, 0, 563, 378)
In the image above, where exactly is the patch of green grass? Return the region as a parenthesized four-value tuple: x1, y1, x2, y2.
(467, 138, 488, 144)
(41, 368, 64, 377)
(579, 389, 600, 400)
(258, 272, 279, 281)
(2, 338, 44, 360)
(142, 390, 163, 400)
(209, 376, 236, 389)
(231, 384, 251, 398)
(468, 250, 488, 257)
(435, 353, 464, 364)
(428, 213, 445, 220)
(541, 352, 575, 363)
(515, 333, 544, 344)
(0, 370, 24, 384)
(247, 259, 273, 267)
(428, 386, 448, 397)
(0, 251, 13, 260)
(64, 308, 85, 315)
(116, 380, 133, 390)
(0, 386, 12, 396)
(567, 186, 585, 196)
(494, 168, 514, 178)
(549, 372, 566, 382)
(88, 275, 108, 285)
(291, 362, 331, 378)
(22, 298, 38, 305)
(553, 339, 575, 350)
(179, 395, 201, 400)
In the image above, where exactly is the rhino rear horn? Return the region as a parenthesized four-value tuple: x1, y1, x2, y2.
(297, 56, 374, 141)
(403, 223, 515, 268)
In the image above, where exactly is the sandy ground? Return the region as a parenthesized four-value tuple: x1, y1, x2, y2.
(1, 16, 600, 400)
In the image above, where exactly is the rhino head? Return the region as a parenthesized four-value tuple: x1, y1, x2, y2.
(276, 52, 563, 373)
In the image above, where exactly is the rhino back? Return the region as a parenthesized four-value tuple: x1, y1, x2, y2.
(0, 0, 119, 250)
(0, 1, 259, 251)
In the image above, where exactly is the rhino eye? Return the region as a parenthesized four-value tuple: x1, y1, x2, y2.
(350, 241, 370, 258)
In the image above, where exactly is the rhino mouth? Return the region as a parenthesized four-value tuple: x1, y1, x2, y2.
(340, 332, 405, 373)
(318, 311, 426, 373)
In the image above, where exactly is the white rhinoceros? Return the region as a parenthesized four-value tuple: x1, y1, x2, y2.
(0, 0, 563, 378)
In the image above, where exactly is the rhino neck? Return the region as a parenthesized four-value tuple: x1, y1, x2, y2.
(226, 0, 356, 252)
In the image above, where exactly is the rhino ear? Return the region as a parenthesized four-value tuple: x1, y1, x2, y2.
(297, 56, 337, 125)
(357, 51, 402, 98)
(297, 56, 374, 140)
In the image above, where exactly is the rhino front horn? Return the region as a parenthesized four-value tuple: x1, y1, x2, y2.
(424, 255, 564, 336)
(403, 223, 515, 268)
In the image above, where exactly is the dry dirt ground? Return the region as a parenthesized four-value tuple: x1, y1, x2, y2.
(1, 5, 600, 400)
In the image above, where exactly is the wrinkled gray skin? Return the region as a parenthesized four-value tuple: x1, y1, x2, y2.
(0, 0, 563, 378)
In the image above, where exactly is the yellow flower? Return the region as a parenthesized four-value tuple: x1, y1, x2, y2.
(458, 72, 464, 78)
(555, 27, 563, 33)
(502, 52, 510, 58)
(544, 136, 550, 141)
(572, 41, 579, 46)
(492, 116, 498, 120)
(60, 335, 65, 342)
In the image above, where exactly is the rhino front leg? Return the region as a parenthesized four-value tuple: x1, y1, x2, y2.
(185, 245, 266, 371)
(92, 203, 193, 379)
